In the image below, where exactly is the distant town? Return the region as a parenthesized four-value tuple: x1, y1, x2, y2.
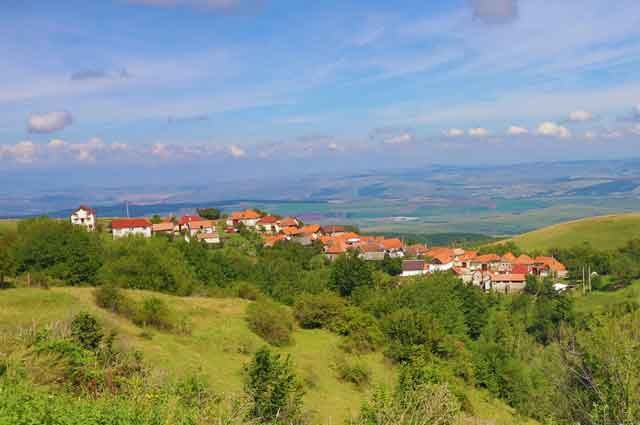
(70, 205, 568, 294)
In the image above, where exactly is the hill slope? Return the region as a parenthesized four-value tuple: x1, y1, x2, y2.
(502, 213, 640, 251)
(0, 287, 534, 425)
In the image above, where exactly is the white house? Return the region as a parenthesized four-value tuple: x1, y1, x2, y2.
(187, 219, 216, 237)
(196, 232, 221, 244)
(111, 218, 152, 239)
(70, 205, 96, 232)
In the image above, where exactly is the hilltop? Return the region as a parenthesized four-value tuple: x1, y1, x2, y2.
(0, 286, 533, 425)
(495, 213, 640, 252)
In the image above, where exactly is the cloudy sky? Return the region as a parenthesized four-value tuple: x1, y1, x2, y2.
(1, 0, 640, 178)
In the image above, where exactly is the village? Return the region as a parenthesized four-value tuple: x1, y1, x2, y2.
(70, 205, 568, 294)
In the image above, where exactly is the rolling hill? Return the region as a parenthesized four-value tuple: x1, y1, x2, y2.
(0, 286, 535, 425)
(499, 213, 640, 252)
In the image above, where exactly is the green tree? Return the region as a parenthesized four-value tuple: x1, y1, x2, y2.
(245, 347, 305, 423)
(329, 251, 373, 297)
(0, 231, 17, 288)
(12, 218, 102, 284)
(70, 312, 104, 351)
(197, 208, 221, 220)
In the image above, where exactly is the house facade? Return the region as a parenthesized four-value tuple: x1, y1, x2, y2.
(70, 205, 96, 232)
(111, 218, 152, 238)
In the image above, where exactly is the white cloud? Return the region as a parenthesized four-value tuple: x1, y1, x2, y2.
(602, 130, 623, 140)
(228, 144, 246, 158)
(630, 124, 640, 135)
(568, 110, 594, 122)
(444, 128, 465, 137)
(506, 125, 528, 135)
(470, 0, 518, 24)
(27, 111, 73, 133)
(327, 142, 341, 152)
(384, 132, 413, 144)
(468, 127, 490, 137)
(0, 141, 38, 163)
(536, 121, 571, 138)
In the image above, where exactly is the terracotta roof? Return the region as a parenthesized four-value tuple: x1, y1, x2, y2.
(325, 239, 347, 254)
(535, 256, 567, 272)
(196, 232, 219, 240)
(381, 238, 403, 250)
(407, 244, 430, 256)
(340, 232, 361, 241)
(430, 253, 453, 264)
(427, 247, 455, 258)
(299, 224, 321, 234)
(75, 205, 96, 215)
(459, 250, 478, 261)
(492, 273, 526, 282)
(178, 215, 203, 226)
(501, 252, 517, 262)
(514, 254, 535, 265)
(278, 217, 299, 227)
(187, 219, 215, 229)
(282, 226, 300, 236)
(473, 253, 501, 263)
(403, 259, 425, 272)
(229, 209, 262, 221)
(357, 241, 385, 253)
(264, 234, 287, 247)
(321, 224, 346, 234)
(258, 215, 279, 224)
(152, 222, 174, 232)
(511, 264, 530, 274)
(111, 218, 152, 229)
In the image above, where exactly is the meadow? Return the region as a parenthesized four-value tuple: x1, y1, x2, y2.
(0, 286, 532, 425)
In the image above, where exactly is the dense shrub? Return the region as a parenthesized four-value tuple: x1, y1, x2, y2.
(244, 347, 305, 423)
(11, 218, 102, 284)
(329, 251, 373, 297)
(246, 299, 294, 346)
(71, 312, 104, 351)
(236, 281, 262, 300)
(329, 306, 384, 353)
(382, 308, 447, 362)
(136, 297, 174, 330)
(293, 291, 346, 329)
(334, 355, 372, 389)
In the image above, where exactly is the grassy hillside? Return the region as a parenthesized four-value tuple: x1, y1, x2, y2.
(498, 213, 640, 252)
(0, 286, 534, 425)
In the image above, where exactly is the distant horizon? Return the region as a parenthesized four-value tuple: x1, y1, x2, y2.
(1, 0, 640, 180)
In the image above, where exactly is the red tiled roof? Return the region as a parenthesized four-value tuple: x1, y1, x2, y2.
(431, 253, 453, 264)
(321, 224, 346, 234)
(75, 205, 96, 215)
(152, 222, 174, 232)
(535, 256, 567, 272)
(264, 234, 287, 247)
(492, 273, 526, 282)
(196, 232, 219, 240)
(325, 239, 347, 254)
(298, 224, 321, 234)
(511, 264, 530, 274)
(278, 217, 299, 227)
(357, 241, 385, 253)
(178, 215, 203, 226)
(473, 253, 501, 263)
(381, 238, 403, 250)
(407, 244, 430, 256)
(282, 226, 300, 236)
(187, 219, 215, 229)
(258, 215, 279, 224)
(501, 252, 517, 262)
(514, 254, 535, 265)
(111, 218, 152, 229)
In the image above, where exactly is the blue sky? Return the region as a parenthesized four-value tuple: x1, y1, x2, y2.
(1, 0, 640, 177)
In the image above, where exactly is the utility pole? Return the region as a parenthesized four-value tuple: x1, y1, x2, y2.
(582, 266, 586, 295)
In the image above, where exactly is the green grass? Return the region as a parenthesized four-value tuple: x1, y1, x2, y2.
(497, 213, 640, 252)
(0, 286, 535, 425)
(0, 219, 18, 234)
(574, 280, 640, 315)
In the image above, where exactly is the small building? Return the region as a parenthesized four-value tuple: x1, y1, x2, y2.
(406, 244, 429, 258)
(401, 259, 427, 277)
(320, 224, 347, 236)
(187, 219, 216, 237)
(196, 232, 221, 244)
(177, 215, 204, 232)
(152, 221, 175, 235)
(381, 238, 404, 258)
(358, 241, 386, 261)
(257, 215, 280, 234)
(111, 218, 152, 239)
(278, 217, 300, 228)
(428, 253, 454, 273)
(70, 205, 96, 232)
(491, 273, 527, 293)
(227, 209, 263, 228)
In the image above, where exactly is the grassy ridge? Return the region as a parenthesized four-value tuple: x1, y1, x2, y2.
(0, 287, 534, 425)
(498, 213, 640, 251)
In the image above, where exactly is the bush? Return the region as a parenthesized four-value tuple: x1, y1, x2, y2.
(95, 284, 126, 312)
(334, 355, 371, 389)
(246, 299, 294, 346)
(237, 281, 262, 300)
(135, 297, 174, 330)
(293, 291, 346, 329)
(245, 347, 305, 423)
(71, 312, 103, 351)
(329, 306, 384, 353)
